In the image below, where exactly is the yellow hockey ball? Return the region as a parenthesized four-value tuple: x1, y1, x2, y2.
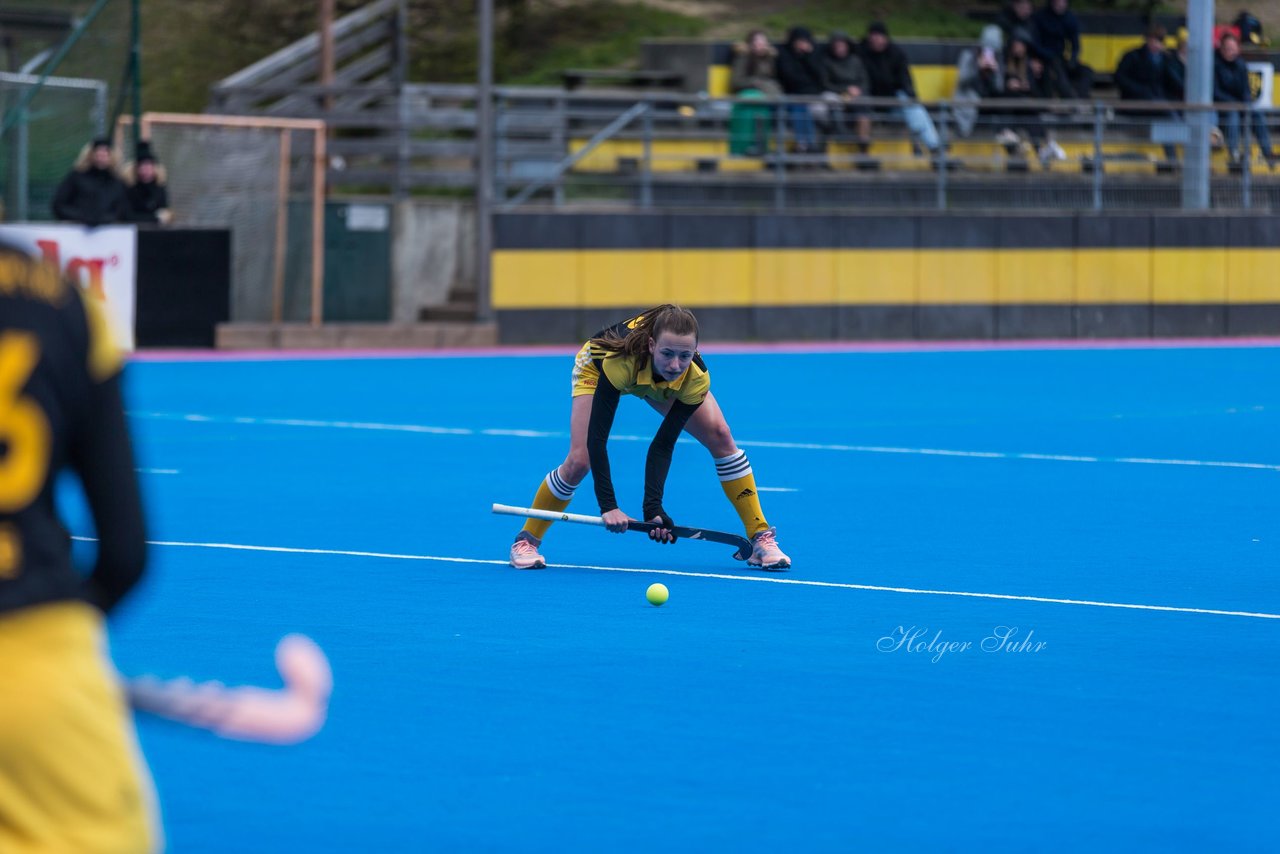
(646, 583, 669, 606)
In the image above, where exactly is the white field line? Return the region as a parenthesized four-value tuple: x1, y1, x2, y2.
(127, 411, 1280, 473)
(73, 536, 1280, 621)
(136, 468, 180, 475)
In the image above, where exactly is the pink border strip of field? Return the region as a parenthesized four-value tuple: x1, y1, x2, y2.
(129, 337, 1280, 363)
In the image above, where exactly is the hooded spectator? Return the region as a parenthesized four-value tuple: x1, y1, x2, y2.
(776, 26, 826, 154)
(821, 31, 872, 146)
(123, 142, 173, 225)
(1033, 0, 1094, 98)
(996, 0, 1041, 55)
(954, 25, 1007, 137)
(51, 138, 131, 227)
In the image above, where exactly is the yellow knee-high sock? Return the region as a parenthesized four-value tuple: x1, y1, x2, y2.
(715, 451, 769, 537)
(520, 468, 577, 541)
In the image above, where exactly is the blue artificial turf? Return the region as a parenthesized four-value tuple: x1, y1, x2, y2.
(72, 344, 1280, 850)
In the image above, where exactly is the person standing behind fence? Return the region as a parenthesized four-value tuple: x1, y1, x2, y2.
(858, 21, 943, 159)
(820, 31, 873, 150)
(775, 26, 827, 158)
(123, 142, 172, 226)
(51, 138, 131, 227)
(1214, 31, 1277, 170)
(1033, 0, 1094, 99)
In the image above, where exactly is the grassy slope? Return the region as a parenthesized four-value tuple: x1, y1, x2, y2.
(124, 0, 1176, 112)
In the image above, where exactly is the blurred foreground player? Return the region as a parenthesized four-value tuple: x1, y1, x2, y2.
(0, 240, 158, 852)
(508, 304, 791, 570)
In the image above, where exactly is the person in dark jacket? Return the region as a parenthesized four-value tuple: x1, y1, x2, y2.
(775, 26, 826, 154)
(821, 31, 872, 146)
(858, 21, 941, 155)
(1214, 31, 1276, 168)
(1115, 27, 1175, 102)
(1001, 36, 1065, 163)
(1164, 29, 1188, 102)
(996, 0, 1041, 55)
(1115, 26, 1179, 160)
(50, 139, 131, 227)
(123, 142, 172, 225)
(1033, 0, 1093, 99)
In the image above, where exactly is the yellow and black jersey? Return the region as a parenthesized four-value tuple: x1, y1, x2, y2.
(578, 314, 710, 406)
(578, 315, 707, 521)
(0, 240, 145, 617)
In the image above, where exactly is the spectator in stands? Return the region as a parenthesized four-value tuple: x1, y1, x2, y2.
(776, 26, 827, 157)
(729, 30, 781, 157)
(820, 31, 872, 148)
(1033, 0, 1094, 99)
(1214, 31, 1277, 169)
(997, 0, 1040, 52)
(51, 138, 131, 227)
(730, 29, 782, 96)
(1164, 28, 1188, 102)
(1115, 26, 1179, 161)
(1115, 26, 1175, 102)
(858, 21, 943, 158)
(954, 25, 1006, 138)
(124, 141, 172, 225)
(1003, 35, 1067, 164)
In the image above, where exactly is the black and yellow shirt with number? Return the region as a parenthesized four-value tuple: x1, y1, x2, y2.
(576, 315, 709, 523)
(0, 240, 145, 617)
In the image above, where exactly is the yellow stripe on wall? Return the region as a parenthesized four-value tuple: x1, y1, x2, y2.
(1152, 247, 1227, 303)
(492, 247, 1280, 308)
(1227, 248, 1280, 302)
(1076, 248, 1152, 304)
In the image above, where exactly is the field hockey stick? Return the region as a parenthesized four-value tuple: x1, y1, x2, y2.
(492, 503, 753, 561)
(126, 634, 332, 745)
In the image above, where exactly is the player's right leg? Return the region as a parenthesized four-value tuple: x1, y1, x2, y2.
(510, 357, 595, 568)
(0, 602, 161, 854)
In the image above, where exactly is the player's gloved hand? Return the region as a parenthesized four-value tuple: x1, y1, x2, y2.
(646, 510, 677, 545)
(602, 508, 632, 533)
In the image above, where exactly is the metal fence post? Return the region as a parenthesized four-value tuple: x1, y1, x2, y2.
(640, 101, 653, 209)
(553, 94, 565, 207)
(1092, 102, 1104, 212)
(1242, 113, 1252, 210)
(935, 102, 948, 211)
(774, 98, 786, 211)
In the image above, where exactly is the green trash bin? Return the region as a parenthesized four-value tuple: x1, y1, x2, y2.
(728, 89, 772, 157)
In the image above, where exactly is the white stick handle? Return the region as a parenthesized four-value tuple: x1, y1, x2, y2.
(491, 503, 606, 527)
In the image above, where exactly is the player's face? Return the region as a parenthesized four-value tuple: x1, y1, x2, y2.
(649, 331, 697, 381)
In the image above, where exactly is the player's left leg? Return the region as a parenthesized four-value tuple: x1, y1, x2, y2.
(649, 392, 790, 568)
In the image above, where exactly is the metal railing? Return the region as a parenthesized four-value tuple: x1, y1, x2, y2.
(489, 91, 1278, 212)
(209, 79, 1279, 212)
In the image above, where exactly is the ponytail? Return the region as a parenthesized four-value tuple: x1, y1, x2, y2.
(590, 304, 699, 366)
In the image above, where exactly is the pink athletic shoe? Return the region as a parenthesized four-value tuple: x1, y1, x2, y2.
(748, 527, 790, 570)
(509, 533, 547, 569)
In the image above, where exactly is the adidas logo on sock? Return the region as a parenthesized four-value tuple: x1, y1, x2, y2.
(736, 488, 756, 500)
